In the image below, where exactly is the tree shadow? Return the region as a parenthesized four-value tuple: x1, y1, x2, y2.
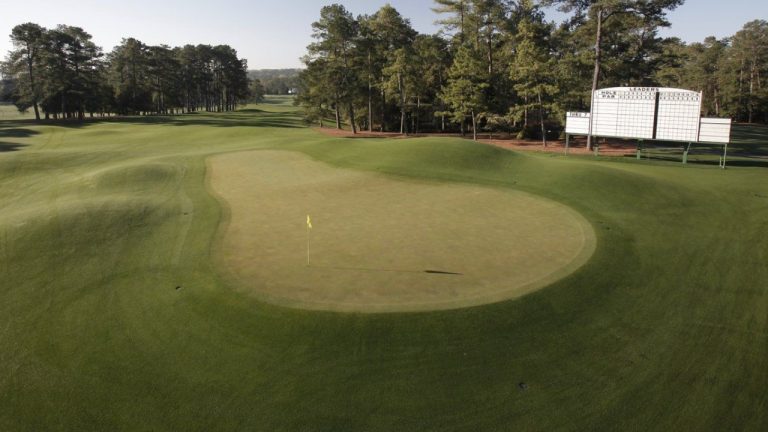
(0, 143, 27, 152)
(0, 126, 40, 139)
(731, 123, 768, 142)
(34, 111, 307, 130)
(256, 98, 296, 105)
(631, 152, 768, 168)
(0, 125, 38, 153)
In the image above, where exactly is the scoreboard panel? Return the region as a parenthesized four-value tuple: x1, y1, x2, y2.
(565, 112, 590, 135)
(564, 87, 731, 144)
(698, 118, 732, 143)
(591, 88, 656, 139)
(656, 89, 702, 142)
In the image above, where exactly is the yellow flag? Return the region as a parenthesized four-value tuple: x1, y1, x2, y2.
(306, 214, 312, 229)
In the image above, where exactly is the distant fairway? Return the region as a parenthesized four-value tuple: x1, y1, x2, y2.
(1, 97, 767, 431)
(0, 104, 35, 121)
(210, 151, 594, 312)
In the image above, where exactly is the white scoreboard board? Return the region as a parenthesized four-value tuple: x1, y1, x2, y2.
(698, 118, 732, 143)
(592, 87, 657, 139)
(565, 112, 590, 134)
(565, 87, 731, 144)
(656, 89, 702, 141)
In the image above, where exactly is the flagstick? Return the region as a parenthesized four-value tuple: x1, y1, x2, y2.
(306, 223, 310, 266)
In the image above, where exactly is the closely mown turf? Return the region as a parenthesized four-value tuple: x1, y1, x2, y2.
(209, 150, 594, 312)
(1, 96, 767, 431)
(0, 104, 35, 122)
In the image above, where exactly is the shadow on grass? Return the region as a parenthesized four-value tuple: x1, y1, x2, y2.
(0, 126, 40, 138)
(256, 97, 296, 105)
(94, 111, 305, 129)
(311, 265, 464, 275)
(732, 123, 768, 142)
(0, 126, 38, 153)
(625, 124, 768, 168)
(0, 142, 27, 152)
(729, 123, 768, 158)
(341, 136, 391, 140)
(630, 153, 768, 168)
(0, 110, 305, 130)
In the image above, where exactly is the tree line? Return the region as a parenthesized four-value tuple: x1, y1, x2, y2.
(297, 0, 768, 142)
(1, 23, 250, 120)
(248, 69, 301, 95)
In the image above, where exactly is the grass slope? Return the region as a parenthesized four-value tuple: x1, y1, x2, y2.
(1, 97, 767, 431)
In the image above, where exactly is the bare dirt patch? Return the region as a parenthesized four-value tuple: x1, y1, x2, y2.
(313, 127, 638, 156)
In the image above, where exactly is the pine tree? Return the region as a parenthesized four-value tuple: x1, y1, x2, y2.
(509, 0, 558, 146)
(306, 4, 360, 133)
(441, 46, 489, 140)
(4, 23, 46, 120)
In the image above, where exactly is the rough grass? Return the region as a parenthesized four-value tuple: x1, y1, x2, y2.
(1, 97, 767, 431)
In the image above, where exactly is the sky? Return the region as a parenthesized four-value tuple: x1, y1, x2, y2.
(1, 0, 766, 70)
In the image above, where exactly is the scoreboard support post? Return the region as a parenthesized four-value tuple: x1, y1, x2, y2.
(565, 134, 570, 156)
(720, 142, 729, 169)
(636, 139, 643, 160)
(683, 142, 692, 164)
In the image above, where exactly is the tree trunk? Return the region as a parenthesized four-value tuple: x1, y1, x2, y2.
(748, 60, 755, 123)
(368, 51, 373, 132)
(471, 110, 477, 141)
(23, 41, 41, 121)
(416, 96, 421, 134)
(335, 97, 341, 129)
(27, 65, 40, 121)
(538, 91, 547, 147)
(399, 74, 406, 135)
(714, 87, 720, 116)
(738, 59, 744, 121)
(349, 103, 357, 134)
(524, 95, 529, 128)
(487, 31, 493, 75)
(381, 88, 386, 132)
(587, 8, 604, 151)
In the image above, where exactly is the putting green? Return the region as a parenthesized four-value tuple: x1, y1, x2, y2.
(209, 150, 596, 312)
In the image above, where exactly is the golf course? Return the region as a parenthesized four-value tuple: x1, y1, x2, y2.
(1, 97, 767, 430)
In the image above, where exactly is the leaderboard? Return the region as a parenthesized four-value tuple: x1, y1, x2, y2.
(565, 87, 730, 144)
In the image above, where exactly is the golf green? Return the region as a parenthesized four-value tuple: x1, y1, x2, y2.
(209, 151, 595, 312)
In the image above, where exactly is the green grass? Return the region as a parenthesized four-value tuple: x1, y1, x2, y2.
(0, 104, 35, 121)
(209, 150, 594, 312)
(1, 99, 767, 431)
(622, 123, 768, 167)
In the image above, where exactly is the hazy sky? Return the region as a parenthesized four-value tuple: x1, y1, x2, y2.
(1, 0, 766, 69)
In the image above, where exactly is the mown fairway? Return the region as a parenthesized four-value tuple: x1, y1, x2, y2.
(1, 97, 767, 431)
